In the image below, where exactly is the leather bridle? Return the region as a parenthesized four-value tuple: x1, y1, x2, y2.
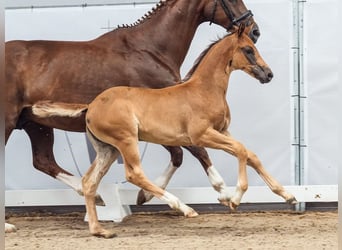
(210, 0, 254, 31)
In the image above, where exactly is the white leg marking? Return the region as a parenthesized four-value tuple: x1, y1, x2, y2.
(56, 173, 104, 206)
(207, 166, 233, 202)
(142, 161, 178, 202)
(231, 180, 245, 206)
(5, 223, 17, 233)
(56, 173, 83, 195)
(154, 161, 178, 188)
(160, 191, 198, 217)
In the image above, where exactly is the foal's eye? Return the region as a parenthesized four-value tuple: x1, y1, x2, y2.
(242, 46, 256, 64)
(244, 46, 254, 55)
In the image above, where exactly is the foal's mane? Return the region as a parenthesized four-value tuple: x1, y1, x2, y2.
(183, 32, 235, 81)
(116, 0, 171, 29)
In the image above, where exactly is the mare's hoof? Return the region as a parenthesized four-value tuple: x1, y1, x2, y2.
(136, 189, 147, 205)
(95, 195, 106, 206)
(287, 197, 298, 205)
(136, 189, 155, 205)
(5, 223, 17, 233)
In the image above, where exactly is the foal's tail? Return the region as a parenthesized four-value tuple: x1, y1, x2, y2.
(32, 101, 88, 118)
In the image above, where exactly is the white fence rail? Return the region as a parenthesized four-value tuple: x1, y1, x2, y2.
(6, 185, 338, 221)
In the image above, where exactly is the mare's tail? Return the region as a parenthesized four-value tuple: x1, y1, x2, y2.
(32, 101, 88, 118)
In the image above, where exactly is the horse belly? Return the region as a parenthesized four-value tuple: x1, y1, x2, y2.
(20, 109, 86, 132)
(33, 116, 86, 132)
(138, 123, 192, 146)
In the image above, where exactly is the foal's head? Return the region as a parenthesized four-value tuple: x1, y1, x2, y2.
(229, 26, 273, 84)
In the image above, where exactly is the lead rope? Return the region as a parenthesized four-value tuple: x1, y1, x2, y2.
(64, 131, 83, 176)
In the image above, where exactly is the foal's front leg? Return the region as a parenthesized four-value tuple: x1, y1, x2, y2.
(136, 145, 231, 206)
(246, 149, 297, 204)
(120, 141, 198, 218)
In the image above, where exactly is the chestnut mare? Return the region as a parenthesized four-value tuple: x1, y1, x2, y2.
(32, 26, 297, 238)
(5, 0, 258, 228)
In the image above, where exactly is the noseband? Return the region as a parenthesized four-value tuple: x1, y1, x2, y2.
(210, 0, 254, 31)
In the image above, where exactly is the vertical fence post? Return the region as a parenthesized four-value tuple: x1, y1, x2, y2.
(292, 0, 307, 211)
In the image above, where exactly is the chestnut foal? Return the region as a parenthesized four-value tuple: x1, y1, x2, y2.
(33, 26, 296, 238)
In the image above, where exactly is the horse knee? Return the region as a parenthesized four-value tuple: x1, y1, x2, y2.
(125, 167, 146, 186)
(235, 143, 248, 161)
(81, 177, 97, 196)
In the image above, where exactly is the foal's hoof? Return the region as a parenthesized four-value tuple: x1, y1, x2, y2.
(286, 197, 298, 205)
(185, 209, 199, 218)
(218, 198, 231, 207)
(229, 201, 238, 211)
(95, 195, 106, 206)
(92, 229, 117, 239)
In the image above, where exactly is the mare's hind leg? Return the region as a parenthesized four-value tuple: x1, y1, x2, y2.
(136, 145, 230, 205)
(82, 131, 120, 238)
(183, 146, 232, 203)
(246, 149, 297, 204)
(136, 145, 182, 205)
(23, 121, 104, 205)
(195, 128, 249, 210)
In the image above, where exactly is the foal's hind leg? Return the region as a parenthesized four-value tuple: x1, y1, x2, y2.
(246, 149, 297, 204)
(23, 121, 104, 205)
(82, 132, 120, 238)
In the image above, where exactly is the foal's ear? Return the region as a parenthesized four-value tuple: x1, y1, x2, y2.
(238, 23, 246, 37)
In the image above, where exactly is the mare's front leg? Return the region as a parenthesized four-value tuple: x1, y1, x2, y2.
(23, 121, 104, 205)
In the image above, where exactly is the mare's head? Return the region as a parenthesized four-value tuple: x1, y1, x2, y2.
(229, 25, 273, 84)
(203, 0, 260, 43)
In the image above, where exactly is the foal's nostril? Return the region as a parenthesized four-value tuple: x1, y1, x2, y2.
(268, 72, 274, 80)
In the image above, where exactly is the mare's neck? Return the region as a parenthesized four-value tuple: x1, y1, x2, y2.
(102, 0, 204, 69)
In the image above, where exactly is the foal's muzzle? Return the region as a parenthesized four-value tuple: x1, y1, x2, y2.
(252, 66, 273, 84)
